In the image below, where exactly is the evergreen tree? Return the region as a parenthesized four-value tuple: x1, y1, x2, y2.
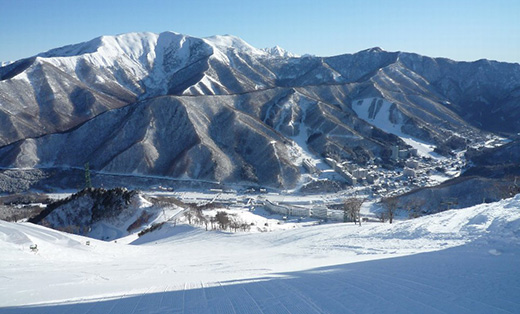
(84, 162, 92, 189)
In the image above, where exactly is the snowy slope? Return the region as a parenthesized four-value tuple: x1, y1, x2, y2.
(352, 97, 438, 157)
(1, 195, 519, 313)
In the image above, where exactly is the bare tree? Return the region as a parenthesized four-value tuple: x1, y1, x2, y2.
(404, 199, 425, 219)
(343, 198, 364, 225)
(240, 223, 251, 232)
(192, 208, 211, 230)
(215, 211, 230, 230)
(490, 179, 520, 202)
(210, 216, 217, 230)
(200, 215, 209, 231)
(381, 197, 398, 224)
(184, 210, 194, 225)
(230, 218, 241, 232)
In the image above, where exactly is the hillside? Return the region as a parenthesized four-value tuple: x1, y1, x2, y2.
(1, 194, 519, 313)
(2, 32, 520, 190)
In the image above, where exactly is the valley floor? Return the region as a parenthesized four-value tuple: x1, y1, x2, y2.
(1, 195, 519, 313)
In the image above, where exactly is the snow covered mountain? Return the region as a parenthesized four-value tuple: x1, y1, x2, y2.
(28, 188, 165, 241)
(1, 31, 520, 188)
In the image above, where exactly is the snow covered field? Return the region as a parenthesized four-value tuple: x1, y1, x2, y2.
(1, 194, 519, 313)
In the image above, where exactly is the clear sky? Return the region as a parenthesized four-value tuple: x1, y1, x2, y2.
(1, 0, 519, 63)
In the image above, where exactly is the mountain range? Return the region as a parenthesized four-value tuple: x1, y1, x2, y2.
(1, 31, 520, 189)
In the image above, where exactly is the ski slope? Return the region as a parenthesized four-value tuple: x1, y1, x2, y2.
(1, 195, 520, 313)
(352, 97, 439, 158)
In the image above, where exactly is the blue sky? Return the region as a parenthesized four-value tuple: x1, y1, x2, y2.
(1, 0, 519, 63)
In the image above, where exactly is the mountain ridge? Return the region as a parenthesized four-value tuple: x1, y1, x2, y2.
(1, 31, 519, 189)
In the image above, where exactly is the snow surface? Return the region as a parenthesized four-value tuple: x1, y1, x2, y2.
(352, 97, 439, 158)
(31, 31, 284, 99)
(204, 35, 268, 57)
(261, 46, 298, 58)
(1, 194, 520, 313)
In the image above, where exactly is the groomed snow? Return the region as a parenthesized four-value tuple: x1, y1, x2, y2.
(1, 195, 519, 313)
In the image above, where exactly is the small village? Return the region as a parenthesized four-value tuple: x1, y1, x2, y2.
(150, 144, 468, 224)
(302, 143, 467, 199)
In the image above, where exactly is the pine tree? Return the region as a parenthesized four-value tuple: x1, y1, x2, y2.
(84, 162, 92, 189)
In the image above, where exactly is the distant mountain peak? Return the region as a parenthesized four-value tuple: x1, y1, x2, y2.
(362, 47, 385, 53)
(0, 60, 13, 67)
(262, 45, 298, 58)
(203, 34, 267, 56)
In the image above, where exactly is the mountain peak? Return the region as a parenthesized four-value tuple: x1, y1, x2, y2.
(262, 45, 297, 58)
(203, 34, 267, 56)
(362, 47, 385, 53)
(36, 32, 161, 60)
(2, 30, 520, 193)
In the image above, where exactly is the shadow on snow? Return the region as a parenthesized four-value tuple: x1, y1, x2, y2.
(3, 241, 519, 314)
